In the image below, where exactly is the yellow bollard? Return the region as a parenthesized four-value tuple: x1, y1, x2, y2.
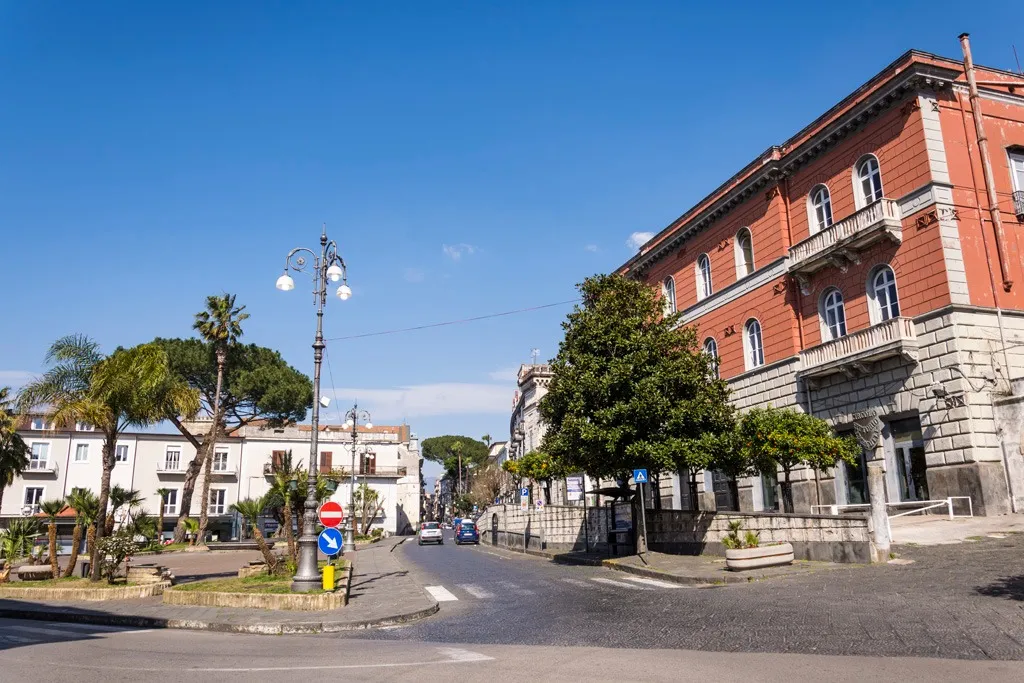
(322, 564, 335, 591)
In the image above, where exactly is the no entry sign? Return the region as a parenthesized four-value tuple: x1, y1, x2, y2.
(318, 501, 344, 528)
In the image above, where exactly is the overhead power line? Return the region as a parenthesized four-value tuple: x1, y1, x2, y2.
(323, 299, 580, 342)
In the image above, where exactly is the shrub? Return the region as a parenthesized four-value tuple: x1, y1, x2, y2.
(721, 521, 760, 550)
(97, 534, 139, 583)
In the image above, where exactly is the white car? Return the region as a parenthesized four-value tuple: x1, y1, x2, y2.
(418, 522, 443, 545)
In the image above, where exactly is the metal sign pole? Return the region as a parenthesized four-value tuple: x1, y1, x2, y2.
(638, 483, 649, 564)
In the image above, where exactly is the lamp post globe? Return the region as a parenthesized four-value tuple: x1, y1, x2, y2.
(276, 273, 295, 291)
(336, 284, 352, 300)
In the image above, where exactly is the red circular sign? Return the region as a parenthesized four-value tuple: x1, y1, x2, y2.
(318, 501, 344, 528)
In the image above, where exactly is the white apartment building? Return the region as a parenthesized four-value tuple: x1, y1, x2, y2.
(3, 417, 422, 541)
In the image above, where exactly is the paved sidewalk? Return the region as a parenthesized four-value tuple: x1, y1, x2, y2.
(891, 514, 1024, 545)
(0, 537, 437, 634)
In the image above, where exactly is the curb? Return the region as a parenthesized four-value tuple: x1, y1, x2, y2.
(602, 559, 739, 586)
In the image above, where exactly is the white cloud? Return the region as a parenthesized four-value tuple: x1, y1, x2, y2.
(325, 383, 513, 420)
(626, 231, 654, 251)
(442, 243, 477, 262)
(487, 367, 521, 382)
(404, 268, 425, 283)
(584, 244, 599, 253)
(0, 370, 36, 390)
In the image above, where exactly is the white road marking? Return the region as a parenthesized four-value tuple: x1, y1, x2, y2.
(425, 585, 459, 602)
(560, 578, 591, 588)
(459, 584, 495, 599)
(496, 580, 534, 595)
(436, 647, 494, 663)
(621, 575, 683, 589)
(10, 625, 83, 638)
(590, 577, 649, 590)
(0, 634, 35, 643)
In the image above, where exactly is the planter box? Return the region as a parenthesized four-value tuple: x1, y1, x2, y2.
(725, 543, 794, 571)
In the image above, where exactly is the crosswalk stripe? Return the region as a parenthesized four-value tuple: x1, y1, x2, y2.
(590, 577, 649, 590)
(10, 625, 83, 638)
(560, 578, 591, 588)
(459, 584, 494, 599)
(0, 634, 35, 643)
(496, 580, 534, 595)
(425, 585, 459, 602)
(621, 576, 683, 589)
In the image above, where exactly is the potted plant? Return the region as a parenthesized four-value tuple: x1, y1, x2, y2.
(722, 521, 794, 571)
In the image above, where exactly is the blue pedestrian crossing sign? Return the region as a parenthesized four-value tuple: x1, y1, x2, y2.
(633, 469, 649, 484)
(318, 527, 344, 556)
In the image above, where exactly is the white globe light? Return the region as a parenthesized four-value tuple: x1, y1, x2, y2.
(326, 264, 344, 282)
(344, 419, 353, 428)
(276, 273, 295, 291)
(336, 284, 352, 300)
(365, 421, 373, 429)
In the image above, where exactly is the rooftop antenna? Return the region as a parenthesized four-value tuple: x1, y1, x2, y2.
(530, 348, 540, 364)
(1014, 45, 1023, 75)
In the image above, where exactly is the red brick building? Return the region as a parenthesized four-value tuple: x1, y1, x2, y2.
(619, 43, 1024, 515)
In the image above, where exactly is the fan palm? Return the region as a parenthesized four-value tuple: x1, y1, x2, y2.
(39, 499, 68, 579)
(63, 488, 98, 578)
(17, 335, 199, 581)
(267, 453, 299, 565)
(106, 485, 144, 536)
(193, 294, 248, 548)
(155, 487, 171, 543)
(0, 518, 42, 582)
(230, 495, 276, 571)
(0, 386, 31, 514)
(182, 517, 200, 546)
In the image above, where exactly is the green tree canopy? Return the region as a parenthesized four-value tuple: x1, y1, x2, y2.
(540, 274, 734, 481)
(421, 435, 489, 479)
(737, 406, 860, 512)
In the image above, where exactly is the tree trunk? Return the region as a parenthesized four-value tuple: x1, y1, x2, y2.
(91, 435, 116, 582)
(197, 352, 225, 548)
(252, 525, 277, 572)
(62, 523, 82, 578)
(781, 468, 795, 513)
(105, 509, 116, 537)
(0, 487, 5, 518)
(157, 509, 165, 545)
(282, 501, 296, 565)
(173, 439, 212, 543)
(86, 524, 96, 559)
(48, 522, 60, 580)
(688, 472, 700, 511)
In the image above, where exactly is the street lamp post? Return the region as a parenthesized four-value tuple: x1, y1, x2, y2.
(343, 403, 372, 553)
(275, 225, 351, 593)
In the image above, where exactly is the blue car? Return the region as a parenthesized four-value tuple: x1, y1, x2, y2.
(455, 520, 479, 545)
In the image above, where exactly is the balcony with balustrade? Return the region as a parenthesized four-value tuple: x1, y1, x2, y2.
(156, 461, 186, 477)
(798, 316, 919, 381)
(788, 199, 902, 288)
(23, 460, 58, 477)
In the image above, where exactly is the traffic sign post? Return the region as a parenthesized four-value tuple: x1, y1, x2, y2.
(520, 486, 530, 552)
(318, 527, 344, 557)
(633, 469, 649, 559)
(318, 501, 344, 529)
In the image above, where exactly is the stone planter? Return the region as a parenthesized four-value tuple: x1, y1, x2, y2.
(725, 542, 794, 571)
(15, 565, 53, 581)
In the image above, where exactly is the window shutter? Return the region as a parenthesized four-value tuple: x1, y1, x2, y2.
(272, 450, 286, 470)
(320, 451, 332, 474)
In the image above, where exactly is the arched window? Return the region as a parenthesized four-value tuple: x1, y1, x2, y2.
(855, 155, 883, 208)
(808, 185, 833, 234)
(735, 228, 754, 278)
(743, 319, 764, 369)
(661, 276, 676, 315)
(696, 254, 713, 300)
(869, 265, 900, 323)
(702, 337, 719, 378)
(820, 288, 847, 340)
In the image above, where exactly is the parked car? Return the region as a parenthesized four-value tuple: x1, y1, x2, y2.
(455, 520, 479, 545)
(418, 521, 443, 546)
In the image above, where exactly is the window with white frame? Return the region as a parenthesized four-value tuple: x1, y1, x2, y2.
(868, 265, 900, 323)
(854, 155, 883, 208)
(702, 337, 720, 378)
(735, 228, 754, 278)
(696, 254, 713, 300)
(808, 185, 833, 234)
(23, 487, 44, 514)
(30, 418, 49, 431)
(75, 421, 95, 432)
(212, 449, 229, 472)
(115, 444, 129, 463)
(164, 446, 181, 471)
(743, 319, 765, 369)
(1011, 149, 1024, 191)
(209, 489, 226, 515)
(29, 443, 50, 470)
(820, 288, 848, 341)
(74, 443, 89, 463)
(162, 489, 178, 515)
(661, 276, 676, 315)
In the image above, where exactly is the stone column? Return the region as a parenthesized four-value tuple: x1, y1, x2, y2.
(868, 464, 890, 562)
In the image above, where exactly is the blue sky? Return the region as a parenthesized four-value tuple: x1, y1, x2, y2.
(1, 1, 1019, 482)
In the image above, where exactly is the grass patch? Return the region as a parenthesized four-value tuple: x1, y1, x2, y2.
(175, 568, 352, 595)
(5, 577, 139, 588)
(149, 543, 191, 553)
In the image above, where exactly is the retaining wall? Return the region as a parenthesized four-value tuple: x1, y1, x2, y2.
(478, 504, 629, 554)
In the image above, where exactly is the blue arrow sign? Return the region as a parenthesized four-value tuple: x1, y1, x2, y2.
(633, 469, 649, 484)
(520, 487, 530, 497)
(318, 527, 344, 555)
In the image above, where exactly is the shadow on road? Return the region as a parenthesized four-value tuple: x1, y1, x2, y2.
(975, 575, 1024, 601)
(0, 600, 160, 652)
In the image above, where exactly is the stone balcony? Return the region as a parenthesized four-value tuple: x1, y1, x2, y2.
(23, 461, 58, 477)
(798, 317, 919, 381)
(788, 199, 902, 291)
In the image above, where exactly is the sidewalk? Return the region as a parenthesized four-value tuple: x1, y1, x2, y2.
(0, 537, 437, 634)
(891, 513, 1024, 545)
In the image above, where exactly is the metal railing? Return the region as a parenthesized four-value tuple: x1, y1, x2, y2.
(811, 496, 973, 536)
(156, 462, 183, 473)
(1013, 190, 1024, 220)
(789, 198, 901, 266)
(325, 465, 408, 477)
(800, 317, 916, 372)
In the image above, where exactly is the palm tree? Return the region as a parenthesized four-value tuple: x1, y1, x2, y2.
(267, 453, 299, 565)
(155, 487, 171, 543)
(193, 294, 249, 548)
(0, 386, 31, 515)
(0, 518, 42, 583)
(182, 518, 200, 546)
(354, 482, 380, 535)
(230, 495, 276, 571)
(63, 489, 98, 578)
(106, 485, 143, 536)
(39, 499, 68, 579)
(17, 335, 199, 581)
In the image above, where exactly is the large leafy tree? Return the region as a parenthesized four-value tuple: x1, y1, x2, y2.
(737, 406, 860, 513)
(421, 435, 489, 485)
(0, 386, 31, 515)
(192, 294, 249, 548)
(17, 336, 199, 581)
(502, 451, 565, 503)
(151, 338, 312, 543)
(540, 274, 734, 483)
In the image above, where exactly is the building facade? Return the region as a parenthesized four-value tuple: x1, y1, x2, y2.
(619, 48, 1024, 516)
(4, 418, 422, 539)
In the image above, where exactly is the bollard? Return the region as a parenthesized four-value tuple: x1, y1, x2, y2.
(867, 464, 891, 562)
(322, 564, 335, 592)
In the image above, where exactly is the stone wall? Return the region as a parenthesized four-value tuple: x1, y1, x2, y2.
(478, 504, 626, 554)
(647, 510, 873, 564)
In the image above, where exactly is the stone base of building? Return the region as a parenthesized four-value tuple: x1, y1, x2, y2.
(925, 461, 1010, 516)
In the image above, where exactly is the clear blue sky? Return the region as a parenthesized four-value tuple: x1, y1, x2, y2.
(1, 1, 1018, 483)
